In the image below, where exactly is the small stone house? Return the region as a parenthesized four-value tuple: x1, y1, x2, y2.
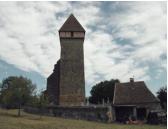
(112, 78, 161, 121)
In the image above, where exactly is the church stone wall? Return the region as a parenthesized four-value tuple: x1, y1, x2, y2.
(46, 60, 60, 105)
(59, 38, 85, 106)
(46, 14, 86, 106)
(24, 106, 112, 122)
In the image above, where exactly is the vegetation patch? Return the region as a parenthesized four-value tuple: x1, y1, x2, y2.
(0, 109, 166, 129)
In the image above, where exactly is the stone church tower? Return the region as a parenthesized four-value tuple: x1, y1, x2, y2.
(46, 14, 85, 106)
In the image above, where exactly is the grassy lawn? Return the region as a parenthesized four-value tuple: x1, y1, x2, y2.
(0, 108, 166, 129)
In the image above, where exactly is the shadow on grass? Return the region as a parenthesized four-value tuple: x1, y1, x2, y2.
(27, 117, 44, 121)
(0, 109, 27, 118)
(0, 112, 22, 117)
(0, 111, 43, 121)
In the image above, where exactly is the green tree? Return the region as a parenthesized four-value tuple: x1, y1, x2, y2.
(157, 86, 167, 110)
(89, 79, 120, 104)
(0, 76, 36, 116)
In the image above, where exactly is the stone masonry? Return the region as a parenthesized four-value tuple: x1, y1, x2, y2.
(46, 14, 85, 106)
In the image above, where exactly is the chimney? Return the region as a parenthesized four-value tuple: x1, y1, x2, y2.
(130, 78, 134, 83)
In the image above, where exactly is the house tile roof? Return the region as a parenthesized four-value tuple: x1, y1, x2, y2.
(59, 14, 85, 32)
(113, 81, 159, 105)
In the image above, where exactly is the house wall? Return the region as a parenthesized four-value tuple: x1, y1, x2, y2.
(141, 102, 161, 117)
(114, 106, 135, 122)
(113, 102, 161, 121)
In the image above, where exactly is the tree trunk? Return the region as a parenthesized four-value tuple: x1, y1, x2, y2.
(18, 103, 21, 117)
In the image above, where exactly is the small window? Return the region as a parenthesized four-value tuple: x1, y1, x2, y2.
(60, 32, 71, 37)
(73, 32, 84, 38)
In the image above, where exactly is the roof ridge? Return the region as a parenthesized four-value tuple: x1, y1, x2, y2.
(117, 81, 144, 84)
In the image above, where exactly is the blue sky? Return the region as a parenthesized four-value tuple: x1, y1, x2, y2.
(0, 1, 166, 96)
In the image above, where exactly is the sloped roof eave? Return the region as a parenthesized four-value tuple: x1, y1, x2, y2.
(113, 81, 159, 105)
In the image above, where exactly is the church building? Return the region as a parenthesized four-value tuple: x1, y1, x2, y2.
(46, 14, 85, 106)
(45, 14, 161, 122)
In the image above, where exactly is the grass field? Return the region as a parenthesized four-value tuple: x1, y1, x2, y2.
(0, 108, 166, 129)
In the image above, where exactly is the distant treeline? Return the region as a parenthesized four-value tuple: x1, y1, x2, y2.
(0, 76, 166, 111)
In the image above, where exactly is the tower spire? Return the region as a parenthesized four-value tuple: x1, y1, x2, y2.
(59, 14, 85, 32)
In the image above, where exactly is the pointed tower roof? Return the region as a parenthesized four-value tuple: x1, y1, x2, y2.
(59, 14, 85, 32)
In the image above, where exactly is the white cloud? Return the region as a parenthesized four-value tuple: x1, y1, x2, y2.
(108, 2, 167, 63)
(83, 1, 166, 91)
(0, 2, 68, 76)
(0, 1, 166, 96)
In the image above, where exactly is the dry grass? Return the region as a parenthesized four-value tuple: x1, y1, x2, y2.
(0, 108, 166, 129)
